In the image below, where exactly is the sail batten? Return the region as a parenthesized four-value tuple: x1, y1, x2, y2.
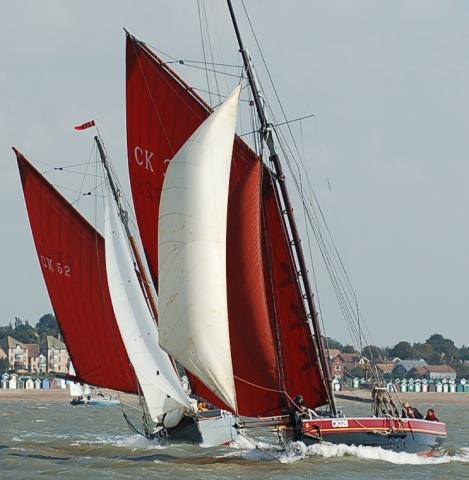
(15, 149, 138, 394)
(158, 87, 241, 412)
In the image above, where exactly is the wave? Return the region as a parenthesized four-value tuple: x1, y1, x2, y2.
(279, 442, 469, 465)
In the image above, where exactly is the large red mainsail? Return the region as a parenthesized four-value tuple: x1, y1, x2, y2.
(126, 33, 328, 415)
(15, 149, 138, 394)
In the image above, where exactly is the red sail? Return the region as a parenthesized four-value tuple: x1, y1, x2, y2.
(126, 33, 328, 414)
(15, 149, 138, 394)
(261, 173, 328, 408)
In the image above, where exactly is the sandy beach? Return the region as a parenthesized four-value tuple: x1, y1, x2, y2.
(0, 388, 467, 406)
(340, 389, 469, 406)
(0, 388, 122, 402)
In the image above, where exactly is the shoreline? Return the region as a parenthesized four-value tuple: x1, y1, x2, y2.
(0, 388, 467, 406)
(339, 389, 469, 406)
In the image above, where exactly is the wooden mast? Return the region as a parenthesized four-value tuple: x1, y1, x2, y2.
(94, 136, 160, 324)
(226, 0, 337, 415)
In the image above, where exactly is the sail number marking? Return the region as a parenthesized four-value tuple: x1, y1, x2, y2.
(134, 146, 154, 172)
(331, 419, 349, 428)
(40, 255, 71, 277)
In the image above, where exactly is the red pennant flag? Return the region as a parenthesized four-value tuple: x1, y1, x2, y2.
(74, 120, 96, 131)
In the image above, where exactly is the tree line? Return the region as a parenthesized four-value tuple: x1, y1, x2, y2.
(327, 334, 469, 378)
(0, 314, 60, 344)
(327, 334, 469, 363)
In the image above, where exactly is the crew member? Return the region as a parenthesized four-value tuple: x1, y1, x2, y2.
(425, 408, 439, 422)
(402, 402, 423, 419)
(289, 394, 308, 441)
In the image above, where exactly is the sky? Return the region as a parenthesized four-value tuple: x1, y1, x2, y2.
(1, 1, 468, 347)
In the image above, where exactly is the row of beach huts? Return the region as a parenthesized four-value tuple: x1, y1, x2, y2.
(335, 377, 469, 393)
(2, 372, 468, 393)
(0, 372, 68, 390)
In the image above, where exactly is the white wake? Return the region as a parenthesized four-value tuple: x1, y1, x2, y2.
(279, 442, 469, 465)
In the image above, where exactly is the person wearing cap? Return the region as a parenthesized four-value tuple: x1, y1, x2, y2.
(289, 394, 308, 441)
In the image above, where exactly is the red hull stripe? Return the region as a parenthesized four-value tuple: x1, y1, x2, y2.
(303, 417, 447, 437)
(306, 427, 447, 436)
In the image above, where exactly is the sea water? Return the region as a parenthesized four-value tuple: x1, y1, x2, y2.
(0, 396, 467, 479)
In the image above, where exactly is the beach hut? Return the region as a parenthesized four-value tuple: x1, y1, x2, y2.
(25, 378, 34, 390)
(9, 374, 17, 390)
(400, 379, 407, 393)
(42, 378, 50, 389)
(59, 378, 66, 389)
(415, 379, 421, 393)
(1, 373, 9, 389)
(353, 377, 359, 389)
(436, 381, 443, 393)
(332, 378, 341, 391)
(428, 379, 436, 392)
(34, 378, 42, 389)
(422, 379, 428, 393)
(442, 380, 449, 393)
(17, 377, 25, 389)
(408, 378, 415, 392)
(50, 378, 58, 389)
(449, 381, 456, 393)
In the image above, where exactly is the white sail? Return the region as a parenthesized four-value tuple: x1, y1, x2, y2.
(68, 363, 84, 398)
(104, 184, 190, 420)
(83, 384, 91, 397)
(158, 86, 241, 411)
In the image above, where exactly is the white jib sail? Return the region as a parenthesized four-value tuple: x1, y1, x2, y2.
(104, 184, 190, 420)
(158, 86, 241, 411)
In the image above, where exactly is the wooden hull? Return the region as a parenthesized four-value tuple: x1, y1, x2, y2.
(291, 417, 447, 454)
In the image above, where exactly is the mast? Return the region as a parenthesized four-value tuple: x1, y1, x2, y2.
(226, 0, 337, 415)
(94, 136, 160, 324)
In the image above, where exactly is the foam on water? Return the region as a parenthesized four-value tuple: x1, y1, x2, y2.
(279, 441, 469, 465)
(71, 433, 166, 451)
(228, 434, 276, 452)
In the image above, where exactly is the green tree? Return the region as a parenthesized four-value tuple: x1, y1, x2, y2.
(362, 345, 383, 360)
(13, 317, 38, 343)
(459, 345, 469, 361)
(452, 362, 469, 379)
(0, 323, 14, 340)
(413, 342, 438, 363)
(343, 344, 356, 354)
(389, 341, 417, 360)
(36, 314, 59, 338)
(326, 337, 344, 351)
(426, 334, 459, 363)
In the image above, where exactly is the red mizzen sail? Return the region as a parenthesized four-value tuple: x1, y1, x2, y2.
(126, 33, 328, 414)
(15, 148, 138, 394)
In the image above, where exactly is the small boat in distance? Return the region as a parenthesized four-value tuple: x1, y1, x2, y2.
(69, 363, 91, 406)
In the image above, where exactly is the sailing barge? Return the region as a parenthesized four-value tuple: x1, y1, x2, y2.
(14, 0, 446, 454)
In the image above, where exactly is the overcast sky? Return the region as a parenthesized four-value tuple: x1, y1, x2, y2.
(1, 1, 468, 347)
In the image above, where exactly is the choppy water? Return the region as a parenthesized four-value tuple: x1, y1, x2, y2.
(0, 396, 467, 479)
